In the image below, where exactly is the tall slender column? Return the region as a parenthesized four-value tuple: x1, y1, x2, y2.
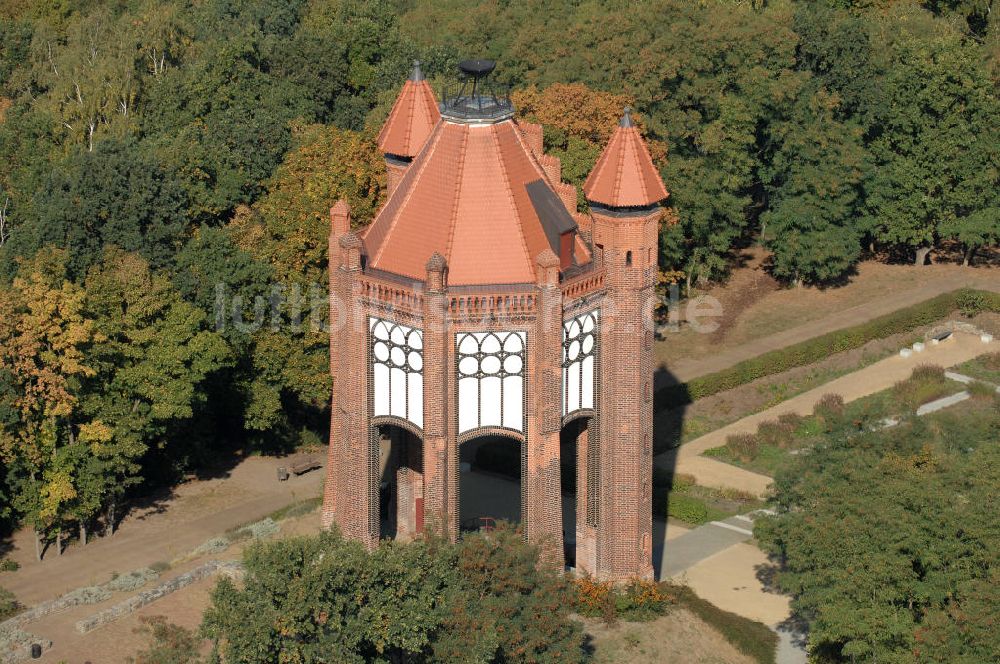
(421, 253, 452, 538)
(322, 201, 378, 548)
(526, 249, 565, 567)
(593, 207, 659, 581)
(575, 423, 597, 575)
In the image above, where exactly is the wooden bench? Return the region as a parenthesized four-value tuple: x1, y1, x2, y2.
(277, 458, 322, 481)
(290, 458, 322, 475)
(930, 330, 952, 344)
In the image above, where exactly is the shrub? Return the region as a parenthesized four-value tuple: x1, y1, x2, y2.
(656, 289, 1000, 410)
(0, 559, 18, 572)
(0, 586, 19, 621)
(968, 380, 998, 401)
(725, 432, 760, 462)
(812, 394, 846, 431)
(894, 364, 953, 409)
(667, 493, 709, 524)
(229, 518, 280, 543)
(756, 417, 798, 449)
(910, 364, 945, 383)
(956, 289, 1000, 317)
(574, 575, 616, 624)
(192, 537, 230, 556)
(150, 561, 171, 574)
(64, 585, 112, 605)
(615, 579, 671, 622)
(108, 567, 159, 592)
(574, 577, 672, 625)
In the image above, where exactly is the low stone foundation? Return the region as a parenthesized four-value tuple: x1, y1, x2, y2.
(75, 560, 243, 634)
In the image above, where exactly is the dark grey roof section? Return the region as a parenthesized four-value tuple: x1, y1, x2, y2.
(620, 106, 634, 127)
(410, 60, 425, 82)
(526, 179, 577, 254)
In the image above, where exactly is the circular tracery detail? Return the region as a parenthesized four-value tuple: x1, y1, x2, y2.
(371, 320, 423, 373)
(563, 310, 599, 417)
(370, 318, 423, 429)
(456, 332, 526, 379)
(456, 331, 527, 435)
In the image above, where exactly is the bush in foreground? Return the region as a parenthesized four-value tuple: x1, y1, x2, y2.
(200, 525, 583, 663)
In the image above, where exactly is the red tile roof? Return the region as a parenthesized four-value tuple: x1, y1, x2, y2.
(583, 108, 668, 208)
(377, 62, 441, 159)
(364, 118, 587, 286)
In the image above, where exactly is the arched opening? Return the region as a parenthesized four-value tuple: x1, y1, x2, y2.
(560, 417, 593, 570)
(459, 434, 523, 534)
(375, 423, 423, 540)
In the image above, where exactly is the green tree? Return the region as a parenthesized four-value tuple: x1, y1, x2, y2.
(225, 123, 383, 439)
(864, 11, 999, 264)
(756, 400, 1000, 662)
(1, 138, 191, 280)
(761, 88, 865, 285)
(80, 247, 229, 533)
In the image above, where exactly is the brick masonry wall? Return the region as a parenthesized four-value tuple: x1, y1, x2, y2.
(323, 202, 659, 581)
(592, 206, 659, 581)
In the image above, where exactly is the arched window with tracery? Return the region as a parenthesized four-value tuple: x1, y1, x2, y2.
(562, 310, 598, 417)
(456, 331, 526, 434)
(370, 318, 423, 429)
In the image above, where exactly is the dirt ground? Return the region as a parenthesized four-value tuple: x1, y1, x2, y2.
(658, 251, 999, 381)
(581, 610, 756, 664)
(22, 506, 325, 663)
(2, 451, 324, 607)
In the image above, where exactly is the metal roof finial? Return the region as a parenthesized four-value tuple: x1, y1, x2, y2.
(620, 106, 634, 128)
(410, 60, 425, 82)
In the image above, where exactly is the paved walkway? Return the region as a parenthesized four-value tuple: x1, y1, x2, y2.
(655, 331, 996, 495)
(659, 271, 998, 385)
(658, 508, 807, 664)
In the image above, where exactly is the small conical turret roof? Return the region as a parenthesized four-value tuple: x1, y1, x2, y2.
(583, 107, 667, 208)
(377, 61, 441, 159)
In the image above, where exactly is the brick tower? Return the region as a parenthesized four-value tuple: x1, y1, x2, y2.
(323, 62, 667, 581)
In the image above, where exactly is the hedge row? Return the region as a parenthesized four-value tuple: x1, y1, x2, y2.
(656, 288, 1000, 411)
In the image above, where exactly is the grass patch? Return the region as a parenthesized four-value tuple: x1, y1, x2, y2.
(0, 586, 19, 621)
(663, 583, 778, 664)
(656, 288, 1000, 410)
(652, 469, 762, 524)
(703, 366, 971, 476)
(954, 352, 1000, 385)
(705, 443, 797, 478)
(267, 496, 321, 522)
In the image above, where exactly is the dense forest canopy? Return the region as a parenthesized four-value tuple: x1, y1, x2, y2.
(0, 0, 997, 550)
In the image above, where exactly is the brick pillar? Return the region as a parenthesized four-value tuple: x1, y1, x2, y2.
(575, 423, 597, 575)
(323, 202, 352, 528)
(526, 249, 565, 567)
(592, 205, 660, 582)
(421, 253, 452, 538)
(323, 199, 377, 548)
